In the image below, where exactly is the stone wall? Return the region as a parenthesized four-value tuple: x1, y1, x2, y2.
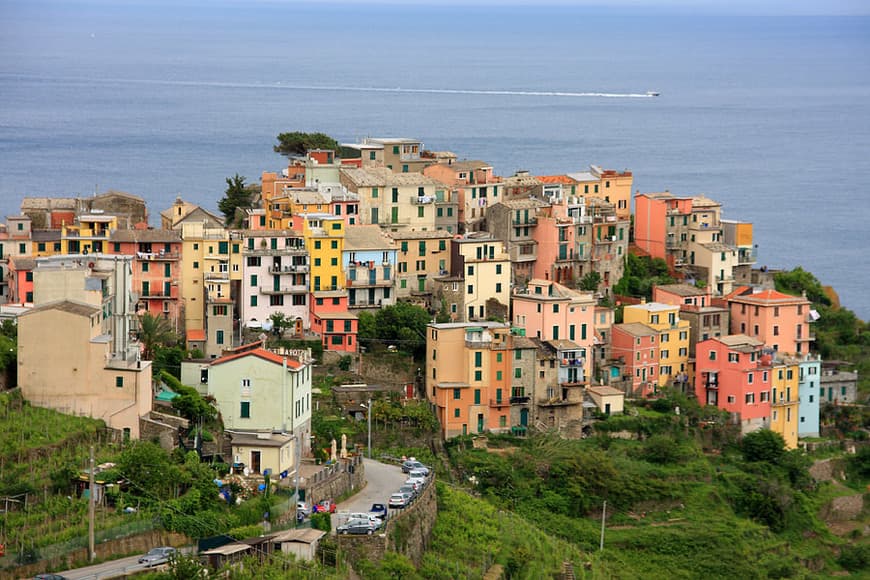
(304, 455, 365, 507)
(139, 412, 188, 450)
(338, 477, 438, 568)
(6, 530, 188, 580)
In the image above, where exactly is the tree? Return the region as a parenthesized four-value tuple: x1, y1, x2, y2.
(740, 429, 786, 463)
(578, 271, 601, 292)
(218, 173, 253, 225)
(268, 312, 293, 338)
(138, 312, 179, 361)
(274, 131, 339, 157)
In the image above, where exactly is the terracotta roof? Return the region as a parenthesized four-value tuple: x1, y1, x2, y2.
(536, 175, 577, 184)
(729, 288, 808, 304)
(211, 347, 302, 368)
(588, 386, 624, 397)
(186, 329, 206, 341)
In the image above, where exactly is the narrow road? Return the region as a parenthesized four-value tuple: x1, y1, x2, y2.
(57, 549, 193, 580)
(332, 457, 406, 529)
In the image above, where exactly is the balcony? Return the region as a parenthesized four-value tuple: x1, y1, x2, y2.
(737, 247, 758, 265)
(511, 218, 538, 226)
(666, 238, 683, 249)
(510, 245, 537, 263)
(509, 396, 530, 405)
(410, 196, 435, 205)
(796, 332, 816, 342)
(596, 235, 618, 245)
(260, 284, 308, 295)
(269, 264, 309, 274)
(560, 357, 585, 368)
(347, 278, 392, 288)
(137, 251, 180, 261)
(538, 397, 581, 407)
(245, 246, 307, 256)
(465, 340, 492, 349)
(348, 300, 382, 309)
(140, 291, 177, 300)
(204, 272, 230, 281)
(489, 398, 510, 408)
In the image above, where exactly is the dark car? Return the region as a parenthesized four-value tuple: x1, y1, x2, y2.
(337, 518, 377, 535)
(369, 503, 388, 521)
(138, 546, 177, 566)
(34, 575, 68, 580)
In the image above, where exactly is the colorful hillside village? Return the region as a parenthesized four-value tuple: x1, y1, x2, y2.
(0, 137, 850, 456)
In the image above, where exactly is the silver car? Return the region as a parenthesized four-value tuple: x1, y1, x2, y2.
(138, 546, 177, 566)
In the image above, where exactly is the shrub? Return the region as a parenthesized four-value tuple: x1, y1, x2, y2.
(311, 512, 332, 532)
(838, 544, 870, 572)
(741, 430, 786, 463)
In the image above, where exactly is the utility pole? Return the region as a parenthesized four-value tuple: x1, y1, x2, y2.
(599, 500, 607, 551)
(88, 445, 95, 562)
(367, 398, 372, 459)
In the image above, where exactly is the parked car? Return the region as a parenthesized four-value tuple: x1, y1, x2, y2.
(344, 512, 384, 528)
(138, 546, 177, 567)
(34, 575, 68, 580)
(398, 484, 418, 500)
(297, 501, 311, 518)
(402, 459, 429, 474)
(406, 475, 426, 489)
(369, 503, 388, 521)
(312, 500, 336, 514)
(388, 492, 411, 509)
(337, 518, 377, 535)
(408, 467, 430, 479)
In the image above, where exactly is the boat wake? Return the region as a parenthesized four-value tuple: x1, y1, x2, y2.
(2, 73, 658, 99)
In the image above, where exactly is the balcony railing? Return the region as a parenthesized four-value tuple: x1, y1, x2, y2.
(410, 196, 435, 205)
(509, 396, 530, 405)
(348, 300, 383, 309)
(737, 248, 758, 265)
(204, 272, 230, 281)
(137, 251, 180, 261)
(538, 397, 581, 407)
(244, 246, 307, 255)
(269, 264, 309, 274)
(347, 278, 392, 288)
(511, 218, 538, 226)
(489, 399, 509, 408)
(260, 284, 308, 295)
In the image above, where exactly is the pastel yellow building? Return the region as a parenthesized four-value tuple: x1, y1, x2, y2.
(622, 301, 691, 389)
(179, 222, 242, 355)
(61, 214, 118, 255)
(770, 358, 800, 449)
(302, 214, 344, 292)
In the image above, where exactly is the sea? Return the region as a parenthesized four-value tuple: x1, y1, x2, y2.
(1, 1, 869, 318)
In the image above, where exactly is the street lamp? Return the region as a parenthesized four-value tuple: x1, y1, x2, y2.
(360, 399, 372, 458)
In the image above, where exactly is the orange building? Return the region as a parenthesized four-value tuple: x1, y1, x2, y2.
(426, 322, 514, 438)
(310, 292, 358, 353)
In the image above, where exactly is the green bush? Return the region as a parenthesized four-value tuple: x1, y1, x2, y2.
(311, 512, 332, 532)
(838, 544, 870, 572)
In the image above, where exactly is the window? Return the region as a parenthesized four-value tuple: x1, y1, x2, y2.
(216, 330, 224, 344)
(496, 370, 503, 381)
(727, 396, 736, 403)
(728, 353, 739, 362)
(250, 274, 258, 287)
(419, 241, 426, 256)
(708, 350, 717, 360)
(453, 388, 461, 400)
(773, 325, 779, 336)
(514, 368, 522, 379)
(760, 391, 770, 402)
(474, 389, 481, 404)
(115, 376, 124, 388)
(745, 392, 755, 404)
(240, 401, 250, 418)
(474, 352, 482, 367)
(454, 408, 460, 418)
(748, 372, 754, 384)
(250, 296, 258, 307)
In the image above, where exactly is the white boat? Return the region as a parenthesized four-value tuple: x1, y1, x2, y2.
(646, 91, 661, 97)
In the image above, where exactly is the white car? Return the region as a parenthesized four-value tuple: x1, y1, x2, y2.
(344, 512, 384, 528)
(408, 468, 429, 479)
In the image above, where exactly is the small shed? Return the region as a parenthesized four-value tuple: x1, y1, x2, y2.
(587, 386, 625, 415)
(269, 528, 326, 561)
(200, 541, 252, 569)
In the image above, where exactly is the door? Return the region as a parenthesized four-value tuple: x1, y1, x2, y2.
(605, 403, 611, 416)
(520, 408, 529, 427)
(477, 413, 484, 433)
(250, 451, 261, 474)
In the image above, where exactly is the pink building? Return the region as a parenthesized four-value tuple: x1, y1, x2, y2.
(108, 229, 184, 325)
(309, 291, 358, 353)
(7, 255, 36, 304)
(610, 322, 659, 397)
(694, 334, 772, 433)
(531, 213, 577, 284)
(726, 288, 814, 355)
(512, 279, 597, 381)
(634, 192, 693, 266)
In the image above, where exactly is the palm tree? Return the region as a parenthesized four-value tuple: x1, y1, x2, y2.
(138, 312, 179, 361)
